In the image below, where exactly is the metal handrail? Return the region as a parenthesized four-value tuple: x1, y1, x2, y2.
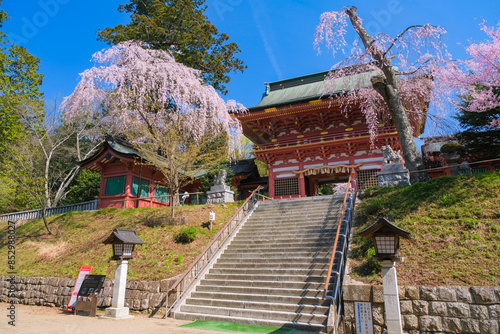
(164, 186, 263, 317)
(255, 193, 272, 201)
(323, 175, 352, 295)
(408, 157, 500, 174)
(323, 176, 357, 331)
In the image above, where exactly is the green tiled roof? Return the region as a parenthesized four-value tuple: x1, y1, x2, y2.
(81, 137, 258, 179)
(249, 68, 379, 110)
(107, 137, 142, 157)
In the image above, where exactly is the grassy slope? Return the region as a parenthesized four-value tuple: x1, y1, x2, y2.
(351, 171, 500, 286)
(3, 172, 498, 286)
(0, 202, 241, 281)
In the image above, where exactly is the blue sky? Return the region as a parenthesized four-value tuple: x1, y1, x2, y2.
(3, 0, 500, 137)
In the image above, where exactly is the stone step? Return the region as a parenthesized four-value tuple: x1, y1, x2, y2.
(204, 273, 326, 282)
(190, 291, 330, 306)
(220, 251, 331, 259)
(173, 311, 326, 332)
(222, 249, 332, 257)
(235, 228, 338, 237)
(234, 232, 337, 240)
(200, 279, 327, 290)
(246, 214, 339, 222)
(215, 257, 331, 265)
(249, 208, 339, 215)
(212, 262, 330, 270)
(178, 304, 328, 325)
(229, 239, 336, 248)
(195, 284, 325, 298)
(227, 240, 334, 248)
(226, 245, 333, 253)
(170, 194, 349, 333)
(208, 267, 329, 276)
(244, 217, 338, 225)
(257, 196, 342, 207)
(229, 237, 335, 247)
(241, 224, 337, 232)
(239, 222, 338, 229)
(185, 298, 329, 315)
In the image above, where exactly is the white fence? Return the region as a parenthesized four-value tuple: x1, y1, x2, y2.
(0, 199, 99, 222)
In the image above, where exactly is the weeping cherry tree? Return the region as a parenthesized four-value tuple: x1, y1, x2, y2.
(315, 6, 453, 182)
(63, 41, 244, 217)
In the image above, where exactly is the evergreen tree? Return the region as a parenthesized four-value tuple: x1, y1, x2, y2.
(455, 105, 500, 160)
(0, 5, 44, 157)
(97, 0, 245, 94)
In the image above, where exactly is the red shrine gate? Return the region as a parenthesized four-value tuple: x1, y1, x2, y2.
(236, 69, 427, 199)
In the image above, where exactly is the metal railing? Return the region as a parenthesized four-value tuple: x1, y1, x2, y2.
(323, 176, 357, 332)
(164, 186, 263, 317)
(409, 157, 500, 177)
(255, 193, 272, 201)
(0, 199, 99, 222)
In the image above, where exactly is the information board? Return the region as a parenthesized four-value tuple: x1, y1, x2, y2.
(78, 275, 106, 297)
(66, 265, 92, 312)
(354, 302, 374, 334)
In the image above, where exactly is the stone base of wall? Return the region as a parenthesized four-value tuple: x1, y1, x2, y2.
(0, 275, 179, 315)
(342, 284, 500, 334)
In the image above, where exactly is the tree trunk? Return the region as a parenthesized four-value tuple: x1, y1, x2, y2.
(170, 189, 180, 218)
(41, 207, 52, 235)
(371, 76, 429, 183)
(52, 165, 81, 208)
(169, 175, 180, 218)
(346, 6, 429, 183)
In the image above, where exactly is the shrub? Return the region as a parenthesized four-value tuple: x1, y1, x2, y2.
(174, 226, 199, 243)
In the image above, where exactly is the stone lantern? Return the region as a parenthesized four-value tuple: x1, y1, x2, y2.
(103, 228, 144, 319)
(359, 215, 411, 334)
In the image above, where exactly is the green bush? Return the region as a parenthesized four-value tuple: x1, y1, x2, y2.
(174, 226, 199, 243)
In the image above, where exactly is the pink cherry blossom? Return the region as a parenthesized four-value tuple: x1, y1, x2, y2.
(62, 41, 244, 154)
(436, 21, 500, 126)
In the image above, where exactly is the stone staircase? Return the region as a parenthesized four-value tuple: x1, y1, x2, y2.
(172, 195, 346, 331)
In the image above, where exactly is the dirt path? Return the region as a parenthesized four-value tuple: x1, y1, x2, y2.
(0, 303, 223, 334)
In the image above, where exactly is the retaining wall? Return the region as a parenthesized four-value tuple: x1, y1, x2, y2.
(0, 275, 178, 314)
(343, 284, 500, 334)
(2, 275, 499, 332)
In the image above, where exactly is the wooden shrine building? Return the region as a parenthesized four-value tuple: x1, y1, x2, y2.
(236, 68, 427, 199)
(79, 137, 264, 209)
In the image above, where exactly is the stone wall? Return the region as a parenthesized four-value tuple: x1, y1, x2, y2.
(343, 284, 500, 334)
(0, 275, 178, 314)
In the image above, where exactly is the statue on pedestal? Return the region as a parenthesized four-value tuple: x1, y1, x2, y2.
(207, 169, 234, 204)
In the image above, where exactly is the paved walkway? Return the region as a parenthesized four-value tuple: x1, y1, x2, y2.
(0, 303, 226, 334)
(0, 303, 322, 334)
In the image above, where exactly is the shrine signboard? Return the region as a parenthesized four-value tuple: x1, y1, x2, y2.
(354, 302, 374, 334)
(66, 265, 92, 312)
